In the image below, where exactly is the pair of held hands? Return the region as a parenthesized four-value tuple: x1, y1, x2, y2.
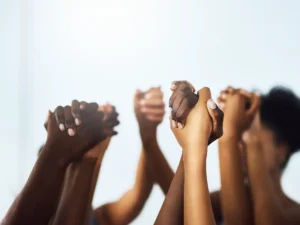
(169, 81, 261, 148)
(43, 81, 260, 168)
(43, 89, 165, 168)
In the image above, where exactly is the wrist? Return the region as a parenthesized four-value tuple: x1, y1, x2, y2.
(220, 128, 242, 141)
(183, 142, 208, 160)
(39, 143, 69, 170)
(139, 127, 157, 143)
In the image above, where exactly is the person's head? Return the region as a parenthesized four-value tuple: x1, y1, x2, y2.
(258, 86, 300, 173)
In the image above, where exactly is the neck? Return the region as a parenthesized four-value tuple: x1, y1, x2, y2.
(269, 169, 286, 200)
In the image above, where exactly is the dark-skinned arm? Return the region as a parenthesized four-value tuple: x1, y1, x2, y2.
(155, 82, 224, 225)
(2, 102, 106, 225)
(1, 146, 67, 225)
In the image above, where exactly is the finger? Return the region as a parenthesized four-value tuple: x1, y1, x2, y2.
(105, 119, 120, 128)
(141, 106, 165, 114)
(217, 96, 225, 103)
(170, 81, 182, 91)
(169, 114, 178, 129)
(140, 98, 165, 107)
(220, 90, 228, 101)
(171, 94, 185, 119)
(64, 106, 76, 136)
(207, 99, 224, 138)
(146, 115, 164, 122)
(55, 106, 65, 131)
(44, 110, 52, 130)
(218, 102, 225, 110)
(196, 87, 212, 108)
(85, 102, 99, 115)
(226, 86, 234, 94)
(106, 112, 119, 121)
(170, 80, 195, 92)
(71, 100, 81, 126)
(174, 98, 191, 129)
(80, 101, 88, 111)
(144, 91, 163, 100)
(134, 89, 144, 101)
(104, 128, 118, 136)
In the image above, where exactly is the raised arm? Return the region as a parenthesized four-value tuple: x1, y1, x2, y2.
(52, 104, 119, 225)
(244, 111, 300, 225)
(217, 88, 257, 225)
(1, 101, 107, 225)
(172, 87, 221, 225)
(134, 87, 174, 195)
(94, 147, 153, 225)
(155, 81, 223, 225)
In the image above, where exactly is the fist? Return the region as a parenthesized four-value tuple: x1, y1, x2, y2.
(169, 81, 223, 146)
(134, 87, 165, 130)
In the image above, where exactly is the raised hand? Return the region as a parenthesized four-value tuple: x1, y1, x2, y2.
(100, 103, 120, 137)
(84, 103, 120, 159)
(217, 88, 260, 137)
(44, 100, 107, 168)
(134, 87, 165, 140)
(169, 81, 223, 145)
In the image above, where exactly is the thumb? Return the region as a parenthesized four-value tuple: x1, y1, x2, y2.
(195, 87, 212, 109)
(134, 89, 144, 101)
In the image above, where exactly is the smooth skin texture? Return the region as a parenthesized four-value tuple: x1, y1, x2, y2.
(220, 87, 300, 225)
(243, 105, 300, 225)
(174, 86, 219, 225)
(217, 88, 259, 225)
(1, 101, 107, 225)
(155, 81, 223, 225)
(92, 87, 173, 225)
(51, 103, 119, 225)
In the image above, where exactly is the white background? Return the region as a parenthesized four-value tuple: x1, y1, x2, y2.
(1, 0, 300, 224)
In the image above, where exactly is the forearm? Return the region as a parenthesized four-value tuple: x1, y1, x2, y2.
(218, 134, 252, 225)
(2, 145, 66, 225)
(183, 144, 215, 225)
(140, 129, 174, 195)
(154, 156, 184, 225)
(52, 157, 98, 225)
(96, 149, 153, 225)
(247, 143, 284, 225)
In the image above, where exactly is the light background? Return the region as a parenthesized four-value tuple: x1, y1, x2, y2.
(1, 0, 300, 224)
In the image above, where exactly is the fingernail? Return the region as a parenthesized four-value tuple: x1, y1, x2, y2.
(75, 118, 81, 126)
(208, 99, 217, 109)
(178, 123, 183, 129)
(171, 120, 177, 128)
(68, 128, 75, 136)
(80, 104, 85, 110)
(59, 124, 65, 131)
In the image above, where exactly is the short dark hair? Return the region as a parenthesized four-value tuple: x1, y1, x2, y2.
(260, 86, 300, 169)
